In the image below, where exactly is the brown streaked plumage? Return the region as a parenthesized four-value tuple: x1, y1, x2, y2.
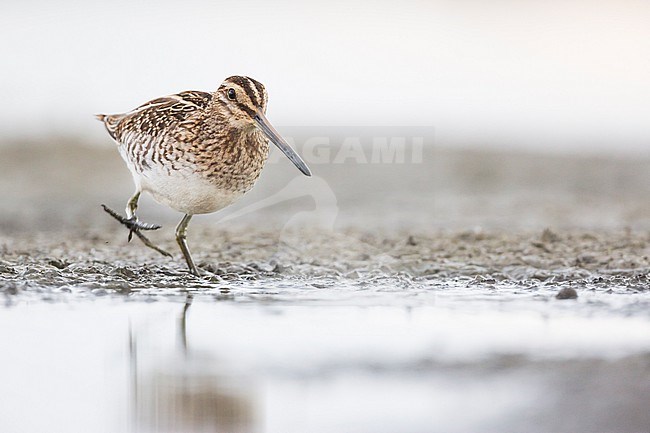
(97, 75, 311, 276)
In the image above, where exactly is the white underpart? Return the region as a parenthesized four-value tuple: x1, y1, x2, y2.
(117, 146, 241, 216)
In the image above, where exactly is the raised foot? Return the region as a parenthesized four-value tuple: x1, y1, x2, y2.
(101, 204, 172, 258)
(101, 204, 161, 234)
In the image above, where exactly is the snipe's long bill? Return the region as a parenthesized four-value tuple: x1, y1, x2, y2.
(96, 75, 311, 276)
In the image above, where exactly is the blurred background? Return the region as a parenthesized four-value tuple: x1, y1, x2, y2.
(2, 0, 649, 152)
(1, 0, 649, 234)
(2, 3, 650, 433)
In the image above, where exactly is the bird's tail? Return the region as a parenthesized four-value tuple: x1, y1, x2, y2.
(95, 113, 121, 140)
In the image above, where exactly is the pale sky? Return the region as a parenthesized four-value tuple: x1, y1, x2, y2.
(2, 0, 649, 153)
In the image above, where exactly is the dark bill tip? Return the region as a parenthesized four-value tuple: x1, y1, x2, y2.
(254, 111, 312, 177)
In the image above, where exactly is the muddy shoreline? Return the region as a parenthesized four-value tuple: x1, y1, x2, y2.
(2, 226, 649, 312)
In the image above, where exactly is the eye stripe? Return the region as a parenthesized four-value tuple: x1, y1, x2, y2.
(221, 76, 267, 117)
(237, 102, 256, 117)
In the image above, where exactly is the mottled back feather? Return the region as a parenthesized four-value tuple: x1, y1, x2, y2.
(97, 91, 212, 144)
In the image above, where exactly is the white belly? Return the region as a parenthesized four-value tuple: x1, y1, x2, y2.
(138, 169, 242, 215)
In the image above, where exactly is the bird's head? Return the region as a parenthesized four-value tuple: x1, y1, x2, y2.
(216, 75, 311, 176)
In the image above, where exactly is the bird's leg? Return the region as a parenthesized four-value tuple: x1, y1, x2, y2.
(125, 191, 140, 219)
(102, 192, 172, 257)
(175, 214, 200, 276)
(123, 192, 163, 238)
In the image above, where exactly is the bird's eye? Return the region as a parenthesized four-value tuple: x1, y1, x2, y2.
(227, 88, 236, 100)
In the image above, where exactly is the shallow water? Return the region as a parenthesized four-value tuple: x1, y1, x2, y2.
(1, 290, 649, 433)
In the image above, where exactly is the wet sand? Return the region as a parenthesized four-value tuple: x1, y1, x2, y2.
(2, 225, 650, 308)
(1, 141, 650, 432)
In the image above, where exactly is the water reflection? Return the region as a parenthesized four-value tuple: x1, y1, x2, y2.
(129, 294, 257, 433)
(1, 298, 649, 433)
